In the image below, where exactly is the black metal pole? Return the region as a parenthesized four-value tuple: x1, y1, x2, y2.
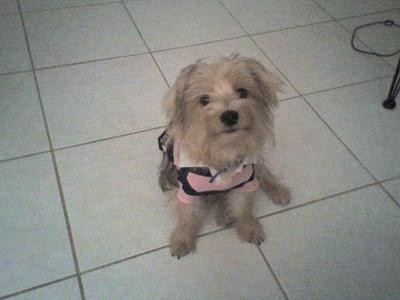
(383, 56, 400, 109)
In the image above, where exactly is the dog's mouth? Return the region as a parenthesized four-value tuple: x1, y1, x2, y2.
(222, 127, 251, 134)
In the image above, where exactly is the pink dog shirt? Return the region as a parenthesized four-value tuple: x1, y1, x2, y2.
(158, 131, 259, 204)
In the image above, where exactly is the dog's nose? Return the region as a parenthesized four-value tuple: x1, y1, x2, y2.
(220, 110, 239, 126)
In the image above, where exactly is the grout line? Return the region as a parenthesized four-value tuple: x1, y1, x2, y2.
(0, 12, 20, 16)
(250, 34, 305, 93)
(20, 1, 120, 14)
(0, 275, 77, 300)
(249, 18, 336, 37)
(48, 149, 86, 300)
(120, 0, 171, 87)
(197, 225, 232, 239)
(379, 174, 400, 184)
(302, 95, 379, 181)
(256, 181, 382, 221)
(151, 34, 249, 54)
(378, 183, 400, 207)
(256, 246, 289, 300)
(54, 126, 166, 152)
(0, 69, 32, 78)
(247, 7, 400, 40)
(382, 174, 400, 182)
(278, 95, 302, 102)
(301, 75, 394, 97)
(0, 150, 50, 164)
(79, 245, 170, 276)
(16, 1, 86, 299)
(334, 7, 400, 22)
(310, 0, 396, 70)
(35, 51, 149, 72)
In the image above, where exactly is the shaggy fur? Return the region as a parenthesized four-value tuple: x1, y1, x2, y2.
(159, 56, 291, 258)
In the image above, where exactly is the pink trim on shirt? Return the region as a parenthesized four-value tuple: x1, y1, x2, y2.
(187, 164, 254, 192)
(177, 177, 259, 204)
(175, 146, 259, 203)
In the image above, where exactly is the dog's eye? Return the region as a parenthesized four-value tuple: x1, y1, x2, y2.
(199, 95, 210, 106)
(236, 88, 248, 99)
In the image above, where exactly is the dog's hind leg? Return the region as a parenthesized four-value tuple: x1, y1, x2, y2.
(255, 161, 291, 205)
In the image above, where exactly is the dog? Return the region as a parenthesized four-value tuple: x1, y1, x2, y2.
(158, 55, 291, 258)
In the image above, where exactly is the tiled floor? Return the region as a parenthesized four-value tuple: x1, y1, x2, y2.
(1, 0, 399, 299)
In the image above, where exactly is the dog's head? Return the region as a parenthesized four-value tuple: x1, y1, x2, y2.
(164, 56, 281, 168)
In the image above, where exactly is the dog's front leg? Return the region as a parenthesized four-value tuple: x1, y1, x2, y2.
(255, 161, 291, 205)
(228, 191, 266, 245)
(169, 196, 206, 259)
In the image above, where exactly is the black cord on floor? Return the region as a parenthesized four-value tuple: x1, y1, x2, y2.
(351, 19, 400, 57)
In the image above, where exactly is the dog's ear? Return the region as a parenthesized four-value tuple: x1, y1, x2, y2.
(236, 57, 282, 110)
(164, 64, 198, 131)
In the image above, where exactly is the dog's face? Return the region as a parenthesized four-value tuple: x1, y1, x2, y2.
(164, 56, 280, 166)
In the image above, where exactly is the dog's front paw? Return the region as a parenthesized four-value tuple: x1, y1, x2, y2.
(169, 230, 196, 259)
(236, 218, 266, 246)
(268, 183, 291, 206)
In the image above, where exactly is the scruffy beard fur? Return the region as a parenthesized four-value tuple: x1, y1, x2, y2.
(159, 55, 291, 258)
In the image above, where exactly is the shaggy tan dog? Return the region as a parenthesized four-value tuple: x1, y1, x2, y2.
(158, 56, 290, 258)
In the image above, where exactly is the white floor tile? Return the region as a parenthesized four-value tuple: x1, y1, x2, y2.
(37, 55, 167, 148)
(253, 22, 394, 94)
(0, 72, 49, 160)
(23, 4, 146, 68)
(20, 0, 115, 11)
(0, 0, 18, 15)
(260, 186, 400, 300)
(0, 14, 31, 74)
(222, 0, 332, 34)
(315, 0, 400, 19)
(340, 10, 400, 68)
(12, 279, 81, 300)
(306, 78, 400, 180)
(82, 229, 285, 300)
(125, 0, 245, 51)
(153, 37, 298, 100)
(55, 130, 176, 271)
(382, 178, 400, 203)
(0, 154, 75, 297)
(253, 98, 374, 215)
